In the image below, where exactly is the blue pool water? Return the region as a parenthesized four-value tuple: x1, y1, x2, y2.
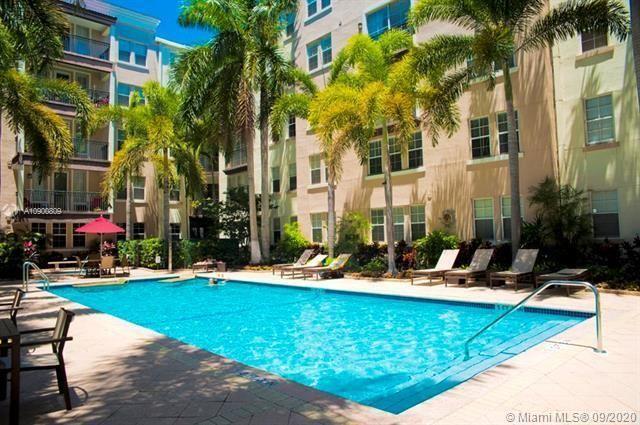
(50, 279, 590, 413)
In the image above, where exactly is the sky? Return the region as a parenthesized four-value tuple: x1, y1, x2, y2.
(105, 0, 212, 45)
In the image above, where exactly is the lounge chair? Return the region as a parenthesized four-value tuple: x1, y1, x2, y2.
(535, 268, 590, 295)
(302, 254, 352, 280)
(411, 249, 460, 285)
(444, 248, 494, 287)
(272, 249, 314, 275)
(280, 254, 327, 278)
(0, 289, 24, 325)
(489, 249, 539, 291)
(0, 308, 75, 410)
(193, 258, 215, 273)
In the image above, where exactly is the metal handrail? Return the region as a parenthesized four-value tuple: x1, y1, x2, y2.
(464, 280, 603, 359)
(23, 261, 50, 291)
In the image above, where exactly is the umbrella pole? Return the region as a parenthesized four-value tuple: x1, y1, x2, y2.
(99, 233, 103, 278)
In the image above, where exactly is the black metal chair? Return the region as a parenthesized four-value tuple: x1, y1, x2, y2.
(0, 308, 75, 410)
(0, 290, 24, 325)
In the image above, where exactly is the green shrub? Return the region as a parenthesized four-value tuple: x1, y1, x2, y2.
(199, 238, 245, 266)
(139, 238, 165, 269)
(360, 258, 387, 277)
(273, 222, 310, 263)
(173, 239, 200, 268)
(413, 230, 460, 268)
(335, 212, 370, 255)
(117, 240, 140, 266)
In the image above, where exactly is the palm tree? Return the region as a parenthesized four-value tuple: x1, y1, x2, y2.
(631, 1, 640, 109)
(310, 30, 459, 275)
(101, 82, 205, 271)
(175, 0, 296, 264)
(410, 0, 629, 259)
(0, 0, 94, 176)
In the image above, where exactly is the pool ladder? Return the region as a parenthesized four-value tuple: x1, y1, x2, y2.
(23, 261, 50, 291)
(464, 280, 603, 359)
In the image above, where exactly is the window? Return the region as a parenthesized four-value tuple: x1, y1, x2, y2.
(32, 222, 46, 235)
(285, 12, 295, 37)
(389, 138, 402, 172)
(501, 197, 523, 240)
(366, 0, 410, 40)
(117, 223, 126, 242)
(585, 95, 614, 144)
(133, 223, 145, 240)
(288, 115, 296, 138)
(170, 186, 180, 202)
(116, 184, 126, 200)
(310, 155, 323, 184)
(497, 111, 520, 154)
(369, 140, 383, 175)
(393, 207, 405, 241)
(117, 84, 144, 107)
(170, 223, 181, 241)
(307, 0, 330, 18)
(53, 223, 66, 248)
(307, 34, 332, 71)
(473, 199, 494, 240)
(410, 205, 426, 240)
(272, 217, 281, 243)
(408, 132, 423, 169)
(289, 163, 297, 191)
(592, 191, 619, 238)
(581, 30, 608, 52)
(118, 40, 131, 62)
(73, 223, 86, 248)
(311, 213, 323, 243)
(119, 40, 147, 66)
(492, 54, 517, 72)
(133, 176, 145, 201)
(371, 209, 385, 242)
(272, 167, 280, 193)
(117, 129, 126, 151)
(470, 117, 491, 159)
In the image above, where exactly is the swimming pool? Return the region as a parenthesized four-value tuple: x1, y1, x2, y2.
(50, 278, 590, 413)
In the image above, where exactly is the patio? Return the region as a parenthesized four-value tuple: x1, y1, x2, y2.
(1, 271, 639, 425)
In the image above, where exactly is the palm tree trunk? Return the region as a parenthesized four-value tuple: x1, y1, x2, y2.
(245, 127, 262, 264)
(632, 0, 640, 109)
(259, 87, 271, 260)
(381, 120, 397, 276)
(163, 148, 172, 271)
(502, 62, 521, 260)
(327, 170, 336, 258)
(126, 173, 132, 240)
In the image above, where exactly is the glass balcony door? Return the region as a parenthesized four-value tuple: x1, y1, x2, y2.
(53, 172, 68, 210)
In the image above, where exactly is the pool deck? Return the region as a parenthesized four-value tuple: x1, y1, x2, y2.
(1, 270, 639, 424)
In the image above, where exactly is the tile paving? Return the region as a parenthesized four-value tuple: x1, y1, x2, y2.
(0, 271, 638, 424)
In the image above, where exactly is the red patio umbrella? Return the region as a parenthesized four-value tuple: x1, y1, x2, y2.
(75, 216, 125, 256)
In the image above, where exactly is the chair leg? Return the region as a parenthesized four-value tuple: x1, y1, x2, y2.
(56, 364, 72, 410)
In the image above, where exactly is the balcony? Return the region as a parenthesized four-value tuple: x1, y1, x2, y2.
(73, 138, 109, 161)
(24, 190, 109, 213)
(63, 34, 110, 60)
(43, 88, 110, 108)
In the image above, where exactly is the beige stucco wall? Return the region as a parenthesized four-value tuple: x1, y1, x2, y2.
(264, 0, 558, 244)
(552, 0, 640, 239)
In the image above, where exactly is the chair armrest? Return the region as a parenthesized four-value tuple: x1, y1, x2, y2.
(20, 327, 55, 334)
(0, 306, 22, 312)
(0, 301, 14, 306)
(20, 336, 73, 347)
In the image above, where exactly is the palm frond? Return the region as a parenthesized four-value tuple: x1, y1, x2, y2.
(36, 77, 95, 136)
(270, 92, 311, 140)
(520, 0, 629, 52)
(179, 0, 246, 32)
(409, 0, 486, 31)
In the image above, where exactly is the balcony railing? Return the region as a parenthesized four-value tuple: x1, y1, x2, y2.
(63, 34, 110, 60)
(73, 138, 109, 160)
(43, 88, 110, 107)
(24, 190, 109, 213)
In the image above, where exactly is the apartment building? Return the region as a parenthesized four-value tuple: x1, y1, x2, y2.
(217, 0, 560, 246)
(552, 0, 640, 240)
(0, 0, 215, 252)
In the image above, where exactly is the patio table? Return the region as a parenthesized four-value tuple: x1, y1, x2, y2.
(48, 260, 78, 271)
(0, 318, 20, 425)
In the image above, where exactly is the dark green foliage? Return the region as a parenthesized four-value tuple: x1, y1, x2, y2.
(0, 231, 46, 278)
(139, 238, 165, 269)
(273, 222, 311, 263)
(395, 240, 416, 271)
(335, 212, 370, 255)
(360, 258, 387, 277)
(413, 230, 460, 267)
(172, 239, 199, 269)
(117, 240, 140, 266)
